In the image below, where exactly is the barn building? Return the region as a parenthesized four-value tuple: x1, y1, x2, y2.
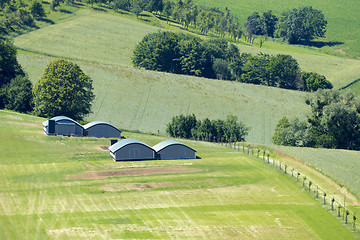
(83, 121, 122, 138)
(109, 139, 156, 161)
(43, 116, 84, 136)
(153, 140, 196, 160)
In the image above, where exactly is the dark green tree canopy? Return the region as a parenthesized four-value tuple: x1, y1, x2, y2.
(5, 76, 33, 113)
(277, 6, 327, 44)
(301, 72, 333, 92)
(33, 59, 95, 121)
(273, 90, 360, 150)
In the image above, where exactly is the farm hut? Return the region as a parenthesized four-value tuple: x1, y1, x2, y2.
(83, 121, 121, 138)
(153, 140, 196, 160)
(43, 116, 84, 136)
(108, 139, 156, 161)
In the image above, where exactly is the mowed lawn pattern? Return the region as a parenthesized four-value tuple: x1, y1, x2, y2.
(14, 10, 360, 89)
(0, 111, 355, 239)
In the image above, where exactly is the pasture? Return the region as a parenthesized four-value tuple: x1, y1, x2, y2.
(0, 110, 357, 239)
(18, 54, 309, 144)
(275, 146, 360, 201)
(193, 0, 360, 58)
(14, 9, 360, 89)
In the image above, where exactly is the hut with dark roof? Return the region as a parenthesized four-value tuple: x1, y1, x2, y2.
(108, 139, 156, 161)
(153, 140, 196, 160)
(83, 121, 121, 138)
(43, 116, 84, 136)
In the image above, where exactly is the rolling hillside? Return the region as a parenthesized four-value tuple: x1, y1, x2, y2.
(0, 110, 357, 239)
(14, 8, 360, 143)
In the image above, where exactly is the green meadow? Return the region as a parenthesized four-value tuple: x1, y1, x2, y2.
(14, 10, 360, 89)
(275, 146, 360, 200)
(193, 0, 360, 58)
(18, 53, 309, 144)
(0, 110, 357, 239)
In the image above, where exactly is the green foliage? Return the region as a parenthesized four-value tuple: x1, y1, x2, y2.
(166, 114, 249, 142)
(30, 1, 46, 19)
(301, 72, 333, 92)
(33, 59, 95, 120)
(274, 90, 360, 150)
(0, 40, 25, 109)
(5, 76, 33, 113)
(277, 6, 327, 44)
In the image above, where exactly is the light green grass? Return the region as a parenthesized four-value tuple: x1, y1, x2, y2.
(14, 9, 360, 89)
(194, 0, 360, 58)
(275, 146, 360, 200)
(18, 54, 309, 144)
(0, 110, 357, 239)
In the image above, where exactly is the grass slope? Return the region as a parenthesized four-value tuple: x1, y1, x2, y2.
(275, 146, 360, 200)
(0, 110, 357, 239)
(18, 54, 309, 144)
(194, 0, 360, 58)
(14, 9, 360, 89)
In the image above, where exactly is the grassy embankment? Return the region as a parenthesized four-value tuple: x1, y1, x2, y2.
(0, 110, 358, 239)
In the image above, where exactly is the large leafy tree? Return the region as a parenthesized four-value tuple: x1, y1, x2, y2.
(5, 76, 33, 113)
(277, 6, 327, 44)
(33, 59, 95, 120)
(301, 72, 333, 92)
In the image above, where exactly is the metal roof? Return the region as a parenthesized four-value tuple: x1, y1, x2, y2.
(109, 139, 154, 153)
(152, 140, 196, 153)
(83, 121, 121, 132)
(43, 116, 83, 128)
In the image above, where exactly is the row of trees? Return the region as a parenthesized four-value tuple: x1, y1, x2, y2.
(0, 0, 46, 34)
(0, 40, 94, 121)
(273, 90, 360, 150)
(110, 0, 326, 45)
(166, 114, 249, 143)
(133, 31, 333, 91)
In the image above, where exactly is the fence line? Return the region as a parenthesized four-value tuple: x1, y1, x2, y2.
(219, 141, 357, 232)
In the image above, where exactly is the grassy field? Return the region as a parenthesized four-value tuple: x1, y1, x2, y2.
(194, 0, 360, 58)
(0, 110, 358, 239)
(274, 146, 360, 200)
(14, 9, 360, 89)
(18, 53, 309, 144)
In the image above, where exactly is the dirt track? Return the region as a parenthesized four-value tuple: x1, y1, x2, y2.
(65, 166, 201, 180)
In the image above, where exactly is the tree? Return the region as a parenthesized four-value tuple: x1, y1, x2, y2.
(245, 11, 264, 36)
(262, 10, 277, 37)
(269, 54, 300, 89)
(130, 0, 144, 18)
(162, 0, 173, 23)
(301, 72, 333, 92)
(30, 1, 46, 19)
(0, 40, 25, 108)
(272, 116, 290, 145)
(212, 58, 232, 80)
(5, 76, 33, 113)
(112, 0, 131, 11)
(277, 6, 327, 44)
(33, 59, 95, 120)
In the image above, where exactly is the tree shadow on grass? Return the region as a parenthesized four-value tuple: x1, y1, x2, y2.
(92, 7, 107, 12)
(59, 9, 73, 14)
(304, 40, 344, 48)
(38, 18, 55, 25)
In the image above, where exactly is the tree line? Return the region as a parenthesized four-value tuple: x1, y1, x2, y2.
(0, 40, 94, 121)
(273, 90, 360, 150)
(110, 0, 326, 45)
(133, 31, 333, 91)
(166, 114, 249, 143)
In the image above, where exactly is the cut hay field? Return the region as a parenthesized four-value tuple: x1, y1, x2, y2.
(18, 54, 309, 144)
(194, 0, 360, 59)
(14, 9, 360, 90)
(0, 110, 358, 239)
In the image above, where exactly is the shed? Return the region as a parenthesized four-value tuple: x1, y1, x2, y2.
(43, 116, 84, 136)
(108, 139, 156, 161)
(153, 140, 196, 160)
(83, 121, 121, 138)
